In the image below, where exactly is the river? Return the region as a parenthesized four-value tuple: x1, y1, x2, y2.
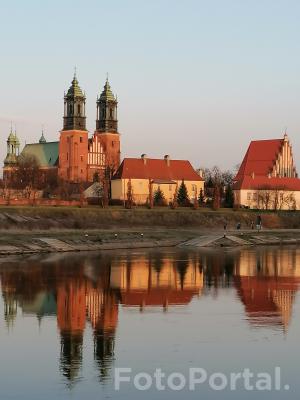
(0, 246, 299, 399)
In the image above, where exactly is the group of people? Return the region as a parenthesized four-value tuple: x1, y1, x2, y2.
(223, 215, 262, 232)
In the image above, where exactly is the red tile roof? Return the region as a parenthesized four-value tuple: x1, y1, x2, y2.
(235, 139, 283, 180)
(233, 176, 300, 191)
(113, 158, 203, 181)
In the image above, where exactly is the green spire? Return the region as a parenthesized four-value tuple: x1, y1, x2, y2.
(100, 78, 116, 101)
(66, 71, 85, 98)
(39, 129, 46, 143)
(4, 125, 20, 165)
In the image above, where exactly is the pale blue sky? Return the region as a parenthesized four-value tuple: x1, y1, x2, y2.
(1, 0, 300, 172)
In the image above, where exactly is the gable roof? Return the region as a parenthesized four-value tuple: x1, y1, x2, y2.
(21, 141, 59, 167)
(113, 158, 203, 181)
(235, 139, 283, 180)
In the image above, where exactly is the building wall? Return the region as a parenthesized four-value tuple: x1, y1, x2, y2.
(58, 130, 88, 183)
(234, 188, 300, 210)
(97, 132, 120, 173)
(111, 178, 204, 205)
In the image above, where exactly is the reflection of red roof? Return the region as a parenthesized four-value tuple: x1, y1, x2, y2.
(234, 276, 299, 327)
(120, 288, 199, 307)
(113, 158, 203, 181)
(233, 176, 300, 190)
(235, 139, 283, 180)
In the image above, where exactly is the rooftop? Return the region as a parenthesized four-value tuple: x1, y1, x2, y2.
(113, 156, 203, 181)
(21, 141, 59, 167)
(235, 139, 283, 180)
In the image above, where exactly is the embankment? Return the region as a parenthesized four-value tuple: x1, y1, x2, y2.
(1, 207, 300, 230)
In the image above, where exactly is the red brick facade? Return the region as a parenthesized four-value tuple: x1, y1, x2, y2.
(58, 130, 89, 182)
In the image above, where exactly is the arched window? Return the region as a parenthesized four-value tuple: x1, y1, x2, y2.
(78, 104, 81, 115)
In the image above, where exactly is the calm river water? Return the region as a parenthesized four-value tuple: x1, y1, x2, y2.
(0, 246, 299, 399)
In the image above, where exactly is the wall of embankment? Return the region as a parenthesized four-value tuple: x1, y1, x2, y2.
(1, 207, 300, 230)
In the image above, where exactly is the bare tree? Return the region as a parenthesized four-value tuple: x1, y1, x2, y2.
(256, 185, 297, 210)
(14, 154, 41, 198)
(126, 179, 133, 209)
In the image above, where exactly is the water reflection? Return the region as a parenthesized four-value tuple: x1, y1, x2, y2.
(0, 247, 300, 384)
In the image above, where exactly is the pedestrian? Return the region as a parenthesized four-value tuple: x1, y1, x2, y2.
(256, 215, 262, 231)
(237, 222, 241, 230)
(251, 221, 254, 230)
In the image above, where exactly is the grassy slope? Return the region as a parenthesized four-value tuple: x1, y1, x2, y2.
(1, 206, 300, 230)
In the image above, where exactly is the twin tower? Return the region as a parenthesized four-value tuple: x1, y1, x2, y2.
(59, 73, 120, 183)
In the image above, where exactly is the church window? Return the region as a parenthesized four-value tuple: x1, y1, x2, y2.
(81, 169, 83, 174)
(80, 156, 83, 162)
(112, 141, 114, 147)
(80, 137, 83, 143)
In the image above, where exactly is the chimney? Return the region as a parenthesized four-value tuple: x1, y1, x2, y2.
(141, 154, 147, 165)
(197, 168, 204, 178)
(164, 154, 170, 166)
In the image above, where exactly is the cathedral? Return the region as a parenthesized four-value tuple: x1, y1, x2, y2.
(3, 73, 121, 183)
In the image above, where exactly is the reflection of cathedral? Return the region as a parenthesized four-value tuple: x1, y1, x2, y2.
(0, 248, 300, 383)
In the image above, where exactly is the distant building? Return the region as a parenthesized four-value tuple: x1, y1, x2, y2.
(233, 134, 300, 209)
(3, 73, 121, 184)
(111, 154, 204, 205)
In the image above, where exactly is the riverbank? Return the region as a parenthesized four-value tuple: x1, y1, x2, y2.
(2, 206, 300, 230)
(1, 227, 300, 256)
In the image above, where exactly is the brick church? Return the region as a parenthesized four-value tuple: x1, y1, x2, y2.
(3, 73, 121, 183)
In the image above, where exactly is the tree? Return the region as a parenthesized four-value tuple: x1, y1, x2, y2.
(148, 179, 154, 209)
(170, 184, 178, 209)
(224, 184, 234, 208)
(256, 186, 297, 210)
(177, 180, 190, 206)
(93, 171, 100, 183)
(126, 179, 133, 209)
(193, 188, 199, 209)
(154, 187, 166, 206)
(14, 154, 41, 198)
(198, 188, 204, 205)
(212, 185, 221, 210)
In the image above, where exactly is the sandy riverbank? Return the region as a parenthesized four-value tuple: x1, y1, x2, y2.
(1, 227, 300, 256)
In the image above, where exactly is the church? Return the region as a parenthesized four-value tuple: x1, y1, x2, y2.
(3, 73, 121, 183)
(233, 134, 300, 210)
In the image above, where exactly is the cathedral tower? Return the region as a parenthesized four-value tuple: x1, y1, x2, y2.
(3, 127, 20, 182)
(95, 78, 120, 174)
(58, 73, 88, 182)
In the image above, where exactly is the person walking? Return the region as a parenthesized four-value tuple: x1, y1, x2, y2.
(256, 215, 262, 231)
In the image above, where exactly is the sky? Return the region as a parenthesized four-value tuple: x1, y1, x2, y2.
(1, 0, 300, 173)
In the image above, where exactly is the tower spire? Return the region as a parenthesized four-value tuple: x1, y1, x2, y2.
(39, 125, 46, 143)
(63, 72, 86, 131)
(96, 77, 118, 133)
